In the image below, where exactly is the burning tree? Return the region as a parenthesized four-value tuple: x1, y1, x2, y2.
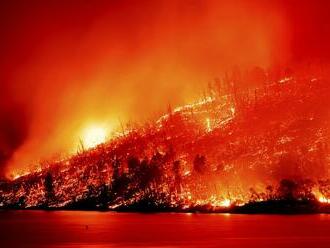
(1, 68, 330, 212)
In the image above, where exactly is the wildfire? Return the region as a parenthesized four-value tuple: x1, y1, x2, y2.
(318, 196, 330, 204)
(206, 118, 211, 132)
(12, 173, 26, 180)
(2, 74, 330, 213)
(81, 125, 108, 149)
(219, 199, 231, 207)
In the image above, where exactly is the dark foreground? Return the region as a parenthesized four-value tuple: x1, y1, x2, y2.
(1, 211, 330, 248)
(5, 199, 330, 214)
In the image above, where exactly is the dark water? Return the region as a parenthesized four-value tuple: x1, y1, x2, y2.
(1, 211, 330, 248)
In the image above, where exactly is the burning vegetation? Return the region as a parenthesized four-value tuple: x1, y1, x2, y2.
(1, 66, 330, 213)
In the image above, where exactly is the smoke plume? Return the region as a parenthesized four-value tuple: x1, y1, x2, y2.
(0, 0, 329, 177)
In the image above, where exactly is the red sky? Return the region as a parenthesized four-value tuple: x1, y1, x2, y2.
(0, 0, 330, 177)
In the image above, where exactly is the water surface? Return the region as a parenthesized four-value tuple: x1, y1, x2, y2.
(1, 211, 330, 247)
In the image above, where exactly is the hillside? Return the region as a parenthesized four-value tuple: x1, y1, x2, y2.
(1, 72, 330, 212)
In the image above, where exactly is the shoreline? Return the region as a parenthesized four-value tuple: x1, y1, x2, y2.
(2, 199, 330, 214)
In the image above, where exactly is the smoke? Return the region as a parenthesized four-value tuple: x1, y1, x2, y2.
(0, 0, 304, 177)
(0, 84, 30, 177)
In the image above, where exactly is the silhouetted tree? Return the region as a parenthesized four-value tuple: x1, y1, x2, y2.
(44, 172, 55, 205)
(277, 179, 297, 200)
(265, 185, 275, 200)
(112, 157, 121, 183)
(173, 160, 182, 194)
(297, 179, 315, 200)
(111, 168, 130, 199)
(127, 156, 140, 176)
(319, 179, 330, 199)
(86, 184, 97, 198)
(137, 158, 152, 191)
(249, 188, 261, 202)
(193, 154, 207, 174)
(98, 183, 110, 208)
(17, 196, 26, 208)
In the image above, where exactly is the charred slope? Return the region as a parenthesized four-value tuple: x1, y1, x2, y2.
(1, 75, 330, 212)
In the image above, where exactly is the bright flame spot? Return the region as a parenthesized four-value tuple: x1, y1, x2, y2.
(12, 171, 30, 180)
(279, 77, 293, 84)
(220, 199, 231, 207)
(319, 196, 330, 204)
(206, 118, 211, 132)
(183, 170, 191, 176)
(81, 125, 108, 149)
(13, 174, 21, 180)
(230, 106, 236, 116)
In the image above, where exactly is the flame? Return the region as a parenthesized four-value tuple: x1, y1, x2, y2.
(318, 196, 330, 204)
(219, 199, 232, 208)
(81, 125, 108, 149)
(2, 74, 330, 211)
(206, 118, 211, 132)
(1, 0, 291, 177)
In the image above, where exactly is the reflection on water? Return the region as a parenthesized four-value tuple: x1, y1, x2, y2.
(1, 211, 330, 248)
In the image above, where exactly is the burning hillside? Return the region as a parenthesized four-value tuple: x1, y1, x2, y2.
(1, 69, 330, 212)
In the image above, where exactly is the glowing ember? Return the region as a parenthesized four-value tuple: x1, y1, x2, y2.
(2, 74, 330, 212)
(318, 196, 330, 204)
(205, 118, 211, 132)
(219, 199, 231, 208)
(81, 125, 108, 149)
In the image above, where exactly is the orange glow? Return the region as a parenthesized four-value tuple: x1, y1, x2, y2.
(0, 0, 291, 177)
(205, 118, 211, 132)
(81, 125, 108, 149)
(219, 199, 232, 208)
(2, 73, 330, 211)
(2, 1, 330, 214)
(318, 197, 330, 204)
